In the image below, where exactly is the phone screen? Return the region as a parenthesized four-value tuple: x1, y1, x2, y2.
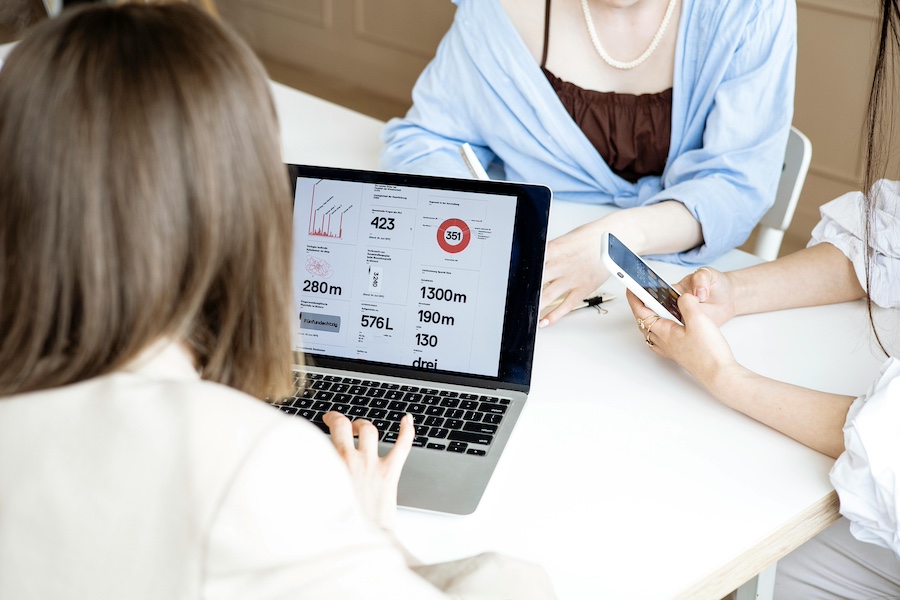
(607, 233, 683, 322)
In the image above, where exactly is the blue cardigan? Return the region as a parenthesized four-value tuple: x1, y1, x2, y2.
(380, 0, 796, 265)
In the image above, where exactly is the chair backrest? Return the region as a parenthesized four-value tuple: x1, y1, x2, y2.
(753, 126, 812, 261)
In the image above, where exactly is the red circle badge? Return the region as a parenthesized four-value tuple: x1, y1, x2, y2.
(436, 218, 471, 254)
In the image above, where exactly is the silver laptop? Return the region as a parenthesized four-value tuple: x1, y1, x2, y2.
(282, 164, 551, 515)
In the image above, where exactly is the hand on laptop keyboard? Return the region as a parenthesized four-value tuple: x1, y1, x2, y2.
(321, 411, 415, 531)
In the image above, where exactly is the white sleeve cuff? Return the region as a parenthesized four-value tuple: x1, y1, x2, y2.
(808, 180, 900, 308)
(830, 358, 900, 559)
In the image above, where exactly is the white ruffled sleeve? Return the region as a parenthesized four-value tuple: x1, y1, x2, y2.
(808, 179, 900, 308)
(830, 358, 900, 559)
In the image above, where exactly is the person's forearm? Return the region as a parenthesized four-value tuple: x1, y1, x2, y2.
(727, 243, 866, 316)
(704, 363, 853, 458)
(601, 201, 703, 256)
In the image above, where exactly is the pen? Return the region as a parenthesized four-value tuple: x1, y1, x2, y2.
(458, 143, 490, 180)
(541, 292, 616, 316)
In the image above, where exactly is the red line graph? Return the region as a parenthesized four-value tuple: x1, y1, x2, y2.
(308, 181, 346, 239)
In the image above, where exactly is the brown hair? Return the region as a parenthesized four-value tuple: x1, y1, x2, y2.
(864, 0, 900, 356)
(0, 2, 295, 398)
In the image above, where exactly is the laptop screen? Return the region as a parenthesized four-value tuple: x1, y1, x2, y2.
(288, 165, 551, 391)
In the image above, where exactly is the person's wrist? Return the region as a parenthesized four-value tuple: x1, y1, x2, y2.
(377, 494, 398, 532)
(703, 360, 749, 407)
(725, 270, 751, 318)
(597, 210, 647, 255)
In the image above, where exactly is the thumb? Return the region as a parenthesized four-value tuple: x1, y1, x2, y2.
(677, 293, 706, 324)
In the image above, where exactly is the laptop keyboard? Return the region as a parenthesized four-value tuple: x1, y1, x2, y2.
(273, 372, 509, 456)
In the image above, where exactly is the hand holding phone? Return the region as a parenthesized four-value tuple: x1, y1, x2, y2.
(600, 231, 683, 324)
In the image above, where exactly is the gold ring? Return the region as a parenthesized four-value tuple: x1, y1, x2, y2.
(638, 315, 659, 330)
(640, 315, 660, 332)
(695, 266, 716, 283)
(645, 316, 661, 347)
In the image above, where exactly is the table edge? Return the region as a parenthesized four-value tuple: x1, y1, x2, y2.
(675, 491, 840, 600)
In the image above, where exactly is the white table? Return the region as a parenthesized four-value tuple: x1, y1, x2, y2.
(272, 81, 385, 171)
(395, 198, 885, 599)
(3, 43, 880, 596)
(267, 83, 887, 598)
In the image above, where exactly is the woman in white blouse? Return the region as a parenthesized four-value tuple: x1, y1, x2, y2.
(626, 1, 900, 596)
(0, 4, 552, 599)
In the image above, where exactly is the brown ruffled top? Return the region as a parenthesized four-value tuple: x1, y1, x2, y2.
(543, 68, 672, 183)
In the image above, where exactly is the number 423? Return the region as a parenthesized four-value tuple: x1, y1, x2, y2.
(371, 216, 395, 230)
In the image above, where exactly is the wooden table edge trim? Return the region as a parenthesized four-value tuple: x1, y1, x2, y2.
(674, 490, 840, 600)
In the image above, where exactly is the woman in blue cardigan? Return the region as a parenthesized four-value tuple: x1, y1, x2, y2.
(381, 0, 796, 325)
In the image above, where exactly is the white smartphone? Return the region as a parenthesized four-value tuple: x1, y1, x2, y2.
(600, 231, 683, 324)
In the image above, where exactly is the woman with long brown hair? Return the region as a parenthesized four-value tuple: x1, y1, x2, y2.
(626, 0, 900, 595)
(0, 4, 552, 597)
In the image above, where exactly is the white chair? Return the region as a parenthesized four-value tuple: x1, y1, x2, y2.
(753, 126, 812, 261)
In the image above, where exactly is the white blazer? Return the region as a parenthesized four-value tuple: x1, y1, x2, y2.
(0, 343, 448, 599)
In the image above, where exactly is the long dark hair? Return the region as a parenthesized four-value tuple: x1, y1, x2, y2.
(0, 3, 295, 398)
(863, 0, 900, 356)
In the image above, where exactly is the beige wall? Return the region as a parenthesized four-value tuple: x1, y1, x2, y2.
(221, 0, 880, 257)
(790, 0, 877, 254)
(218, 0, 454, 106)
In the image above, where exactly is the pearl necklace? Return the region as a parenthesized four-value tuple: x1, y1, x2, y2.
(580, 0, 678, 70)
